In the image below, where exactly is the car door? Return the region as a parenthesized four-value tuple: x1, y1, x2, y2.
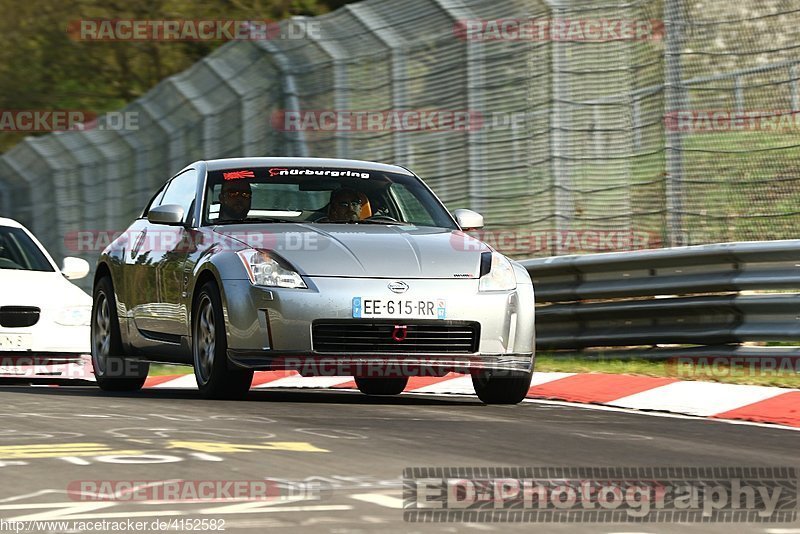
(123, 183, 168, 343)
(131, 169, 197, 340)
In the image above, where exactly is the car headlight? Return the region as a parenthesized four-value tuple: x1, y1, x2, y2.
(237, 249, 307, 289)
(55, 306, 92, 326)
(478, 252, 516, 291)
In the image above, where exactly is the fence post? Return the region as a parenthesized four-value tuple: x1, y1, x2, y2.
(259, 40, 309, 158)
(734, 76, 745, 114)
(545, 0, 573, 255)
(434, 0, 487, 215)
(304, 16, 350, 158)
(346, 4, 408, 164)
(664, 0, 687, 246)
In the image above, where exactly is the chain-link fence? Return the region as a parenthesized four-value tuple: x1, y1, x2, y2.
(1, 0, 799, 290)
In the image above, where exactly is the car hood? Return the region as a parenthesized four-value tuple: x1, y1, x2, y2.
(212, 224, 490, 278)
(0, 270, 91, 308)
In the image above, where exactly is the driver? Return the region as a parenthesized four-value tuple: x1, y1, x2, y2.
(327, 188, 364, 222)
(218, 180, 252, 221)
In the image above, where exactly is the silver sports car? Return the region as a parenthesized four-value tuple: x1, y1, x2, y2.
(91, 157, 535, 403)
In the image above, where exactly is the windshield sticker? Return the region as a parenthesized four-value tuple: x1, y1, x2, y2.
(223, 170, 255, 181)
(268, 167, 370, 179)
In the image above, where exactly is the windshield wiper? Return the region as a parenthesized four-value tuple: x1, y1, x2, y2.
(214, 217, 299, 225)
(354, 219, 406, 225)
(316, 219, 406, 225)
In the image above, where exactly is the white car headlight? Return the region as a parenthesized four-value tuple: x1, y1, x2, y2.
(237, 249, 307, 289)
(479, 252, 516, 291)
(55, 306, 92, 326)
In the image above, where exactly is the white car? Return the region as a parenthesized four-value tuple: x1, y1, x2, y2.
(0, 217, 92, 364)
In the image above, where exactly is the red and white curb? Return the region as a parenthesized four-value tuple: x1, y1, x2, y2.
(3, 359, 797, 430)
(143, 371, 800, 429)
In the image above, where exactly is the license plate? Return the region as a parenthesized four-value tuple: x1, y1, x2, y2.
(0, 333, 32, 351)
(352, 297, 446, 319)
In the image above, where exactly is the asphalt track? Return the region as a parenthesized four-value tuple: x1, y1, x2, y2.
(0, 383, 795, 534)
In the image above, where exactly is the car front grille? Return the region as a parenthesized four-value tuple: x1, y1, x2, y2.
(312, 320, 480, 354)
(0, 306, 40, 327)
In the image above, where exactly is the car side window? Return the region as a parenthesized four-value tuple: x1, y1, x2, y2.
(158, 169, 198, 225)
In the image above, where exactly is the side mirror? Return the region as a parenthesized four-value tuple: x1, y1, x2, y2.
(148, 204, 185, 225)
(61, 257, 90, 280)
(453, 209, 484, 231)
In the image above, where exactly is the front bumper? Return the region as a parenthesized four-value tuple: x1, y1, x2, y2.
(0, 351, 87, 364)
(218, 276, 535, 374)
(227, 349, 534, 375)
(0, 322, 90, 355)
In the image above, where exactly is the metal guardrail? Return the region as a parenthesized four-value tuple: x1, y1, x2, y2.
(521, 240, 800, 359)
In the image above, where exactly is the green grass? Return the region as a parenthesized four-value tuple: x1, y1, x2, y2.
(148, 363, 192, 376)
(536, 354, 799, 389)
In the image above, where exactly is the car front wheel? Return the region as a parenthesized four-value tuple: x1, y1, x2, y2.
(472, 369, 532, 405)
(193, 282, 253, 400)
(91, 276, 149, 391)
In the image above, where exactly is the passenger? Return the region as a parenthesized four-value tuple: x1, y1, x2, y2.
(327, 188, 364, 222)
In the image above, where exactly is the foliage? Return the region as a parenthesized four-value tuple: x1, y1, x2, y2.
(0, 0, 356, 151)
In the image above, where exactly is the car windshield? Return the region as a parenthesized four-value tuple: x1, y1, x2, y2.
(203, 166, 458, 229)
(0, 226, 54, 272)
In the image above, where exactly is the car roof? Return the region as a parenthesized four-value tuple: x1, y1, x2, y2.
(0, 217, 25, 229)
(202, 157, 414, 176)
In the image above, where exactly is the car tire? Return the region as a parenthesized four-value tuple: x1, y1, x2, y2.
(472, 369, 533, 405)
(354, 376, 408, 396)
(91, 276, 149, 391)
(192, 281, 253, 400)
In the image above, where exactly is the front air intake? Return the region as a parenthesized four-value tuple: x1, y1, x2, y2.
(0, 306, 40, 327)
(312, 320, 480, 354)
